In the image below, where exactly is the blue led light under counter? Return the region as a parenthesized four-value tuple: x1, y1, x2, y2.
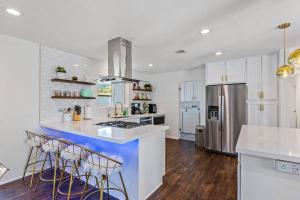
(42, 127, 139, 200)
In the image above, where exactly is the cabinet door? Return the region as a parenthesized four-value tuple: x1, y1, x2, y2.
(193, 80, 202, 102)
(246, 56, 262, 100)
(261, 103, 278, 127)
(225, 58, 246, 83)
(182, 112, 200, 134)
(262, 53, 278, 100)
(206, 61, 226, 85)
(180, 82, 185, 101)
(184, 81, 194, 101)
(247, 102, 260, 126)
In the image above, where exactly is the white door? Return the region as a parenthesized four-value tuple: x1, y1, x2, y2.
(262, 53, 278, 100)
(226, 58, 246, 83)
(261, 103, 278, 127)
(180, 82, 185, 102)
(193, 80, 201, 102)
(247, 102, 260, 126)
(184, 81, 194, 101)
(182, 112, 200, 134)
(246, 56, 262, 101)
(206, 61, 226, 85)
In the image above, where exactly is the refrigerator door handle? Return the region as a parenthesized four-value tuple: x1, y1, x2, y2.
(221, 95, 225, 124)
(218, 96, 222, 131)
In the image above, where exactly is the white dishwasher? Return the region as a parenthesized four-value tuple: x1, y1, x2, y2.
(182, 111, 200, 134)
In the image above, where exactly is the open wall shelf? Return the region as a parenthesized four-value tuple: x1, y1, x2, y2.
(51, 78, 96, 85)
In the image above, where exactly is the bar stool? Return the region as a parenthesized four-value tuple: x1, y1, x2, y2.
(80, 149, 129, 200)
(23, 130, 51, 189)
(56, 141, 87, 200)
(34, 136, 66, 200)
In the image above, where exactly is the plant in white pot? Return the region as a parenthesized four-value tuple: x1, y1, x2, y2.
(56, 66, 66, 79)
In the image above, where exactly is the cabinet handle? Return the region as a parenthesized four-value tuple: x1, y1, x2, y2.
(257, 91, 265, 99)
(261, 91, 264, 99)
(258, 104, 264, 111)
(226, 75, 228, 82)
(221, 76, 224, 82)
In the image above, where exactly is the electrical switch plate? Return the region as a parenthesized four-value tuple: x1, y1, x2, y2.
(275, 160, 300, 175)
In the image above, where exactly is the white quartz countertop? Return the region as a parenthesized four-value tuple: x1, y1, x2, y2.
(40, 120, 169, 144)
(236, 125, 300, 163)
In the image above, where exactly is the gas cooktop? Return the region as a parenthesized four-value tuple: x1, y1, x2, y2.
(96, 121, 146, 129)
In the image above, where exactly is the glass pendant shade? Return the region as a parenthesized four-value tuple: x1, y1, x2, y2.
(288, 49, 300, 65)
(276, 64, 295, 78)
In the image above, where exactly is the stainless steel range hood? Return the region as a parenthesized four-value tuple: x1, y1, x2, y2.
(97, 37, 140, 83)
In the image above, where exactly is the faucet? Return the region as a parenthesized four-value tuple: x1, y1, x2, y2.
(114, 102, 124, 116)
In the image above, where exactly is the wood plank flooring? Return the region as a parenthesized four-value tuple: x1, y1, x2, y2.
(148, 139, 237, 200)
(0, 139, 237, 200)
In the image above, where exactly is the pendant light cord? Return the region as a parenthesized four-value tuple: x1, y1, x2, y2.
(284, 27, 286, 65)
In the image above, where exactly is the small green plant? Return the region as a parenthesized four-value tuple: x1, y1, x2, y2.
(144, 83, 152, 91)
(56, 66, 66, 73)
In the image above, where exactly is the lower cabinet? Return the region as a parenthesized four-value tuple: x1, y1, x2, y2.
(247, 101, 278, 127)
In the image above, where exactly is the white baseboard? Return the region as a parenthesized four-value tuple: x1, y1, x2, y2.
(166, 134, 180, 140)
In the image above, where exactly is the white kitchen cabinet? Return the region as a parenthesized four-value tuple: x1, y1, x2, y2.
(247, 101, 278, 127)
(180, 82, 185, 101)
(226, 58, 246, 83)
(206, 59, 246, 85)
(182, 111, 200, 134)
(184, 81, 194, 101)
(180, 80, 202, 102)
(206, 61, 226, 85)
(262, 53, 278, 100)
(246, 53, 278, 101)
(246, 56, 262, 100)
(193, 80, 202, 102)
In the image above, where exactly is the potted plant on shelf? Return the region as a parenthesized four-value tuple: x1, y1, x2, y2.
(56, 66, 66, 79)
(144, 83, 152, 91)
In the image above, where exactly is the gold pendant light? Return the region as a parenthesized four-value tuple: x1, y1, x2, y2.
(276, 23, 295, 78)
(288, 49, 300, 65)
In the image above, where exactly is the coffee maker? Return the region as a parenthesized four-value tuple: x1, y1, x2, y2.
(131, 103, 141, 115)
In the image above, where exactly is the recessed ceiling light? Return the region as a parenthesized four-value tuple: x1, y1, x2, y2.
(215, 51, 222, 56)
(148, 63, 153, 67)
(5, 8, 22, 16)
(200, 29, 210, 34)
(175, 50, 186, 54)
(74, 64, 79, 67)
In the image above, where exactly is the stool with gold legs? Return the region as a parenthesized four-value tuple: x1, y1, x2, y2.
(34, 137, 66, 200)
(56, 141, 88, 200)
(80, 148, 129, 200)
(22, 130, 52, 189)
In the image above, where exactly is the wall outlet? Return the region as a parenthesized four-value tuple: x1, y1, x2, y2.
(275, 160, 300, 175)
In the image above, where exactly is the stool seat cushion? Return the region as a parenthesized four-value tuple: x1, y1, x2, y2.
(42, 140, 62, 153)
(82, 152, 123, 176)
(26, 137, 44, 147)
(61, 145, 82, 161)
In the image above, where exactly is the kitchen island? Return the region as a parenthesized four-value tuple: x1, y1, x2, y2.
(40, 120, 169, 200)
(236, 125, 300, 200)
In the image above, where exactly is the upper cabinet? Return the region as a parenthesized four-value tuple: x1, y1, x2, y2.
(180, 80, 202, 102)
(246, 53, 278, 101)
(225, 59, 246, 83)
(206, 61, 226, 85)
(206, 59, 246, 85)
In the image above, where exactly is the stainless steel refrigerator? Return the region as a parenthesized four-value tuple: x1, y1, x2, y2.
(205, 84, 246, 154)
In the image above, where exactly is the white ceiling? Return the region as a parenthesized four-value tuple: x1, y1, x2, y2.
(0, 0, 300, 74)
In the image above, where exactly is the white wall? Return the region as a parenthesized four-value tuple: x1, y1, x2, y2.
(0, 34, 40, 184)
(149, 67, 206, 139)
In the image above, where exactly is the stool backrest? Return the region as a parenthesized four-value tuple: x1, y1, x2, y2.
(25, 130, 49, 146)
(83, 148, 123, 175)
(60, 140, 86, 160)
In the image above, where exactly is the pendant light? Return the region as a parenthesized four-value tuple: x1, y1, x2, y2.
(288, 49, 300, 66)
(276, 23, 295, 78)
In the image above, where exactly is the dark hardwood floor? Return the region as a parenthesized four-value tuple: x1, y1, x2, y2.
(0, 139, 237, 200)
(148, 139, 237, 200)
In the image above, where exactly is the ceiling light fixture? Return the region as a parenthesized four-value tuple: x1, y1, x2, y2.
(200, 29, 210, 34)
(276, 22, 295, 78)
(5, 8, 22, 16)
(288, 49, 300, 66)
(148, 63, 153, 67)
(215, 51, 222, 56)
(74, 64, 79, 67)
(175, 50, 186, 54)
